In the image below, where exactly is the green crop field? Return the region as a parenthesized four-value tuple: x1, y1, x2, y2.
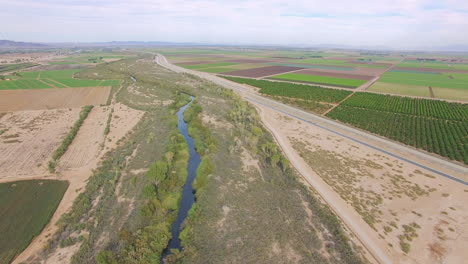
(267, 63, 354, 71)
(397, 60, 453, 69)
(0, 69, 119, 90)
(0, 180, 68, 264)
(380, 71, 468, 90)
(224, 76, 351, 103)
(368, 82, 431, 97)
(397, 60, 468, 70)
(326, 93, 468, 164)
(270, 73, 367, 88)
(0, 63, 39, 73)
(289, 58, 387, 68)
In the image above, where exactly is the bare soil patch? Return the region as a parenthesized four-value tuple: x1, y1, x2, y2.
(0, 87, 111, 112)
(295, 69, 375, 80)
(58, 107, 109, 170)
(0, 108, 80, 181)
(221, 65, 304, 78)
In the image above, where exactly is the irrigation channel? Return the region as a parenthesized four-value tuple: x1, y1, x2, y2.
(161, 95, 201, 263)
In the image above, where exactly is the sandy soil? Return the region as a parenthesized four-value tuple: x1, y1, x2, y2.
(253, 105, 468, 264)
(10, 103, 144, 264)
(58, 106, 110, 170)
(0, 87, 111, 112)
(0, 108, 80, 181)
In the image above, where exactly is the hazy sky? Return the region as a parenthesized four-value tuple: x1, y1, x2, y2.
(2, 0, 468, 49)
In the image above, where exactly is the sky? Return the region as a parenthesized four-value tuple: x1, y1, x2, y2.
(1, 0, 468, 50)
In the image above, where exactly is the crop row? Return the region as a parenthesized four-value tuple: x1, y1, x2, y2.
(223, 76, 352, 103)
(327, 105, 467, 164)
(342, 93, 468, 121)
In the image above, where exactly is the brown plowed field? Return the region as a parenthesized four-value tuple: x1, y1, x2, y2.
(176, 61, 215, 65)
(0, 87, 111, 112)
(222, 58, 274, 63)
(220, 65, 304, 78)
(393, 66, 468, 73)
(295, 69, 375, 80)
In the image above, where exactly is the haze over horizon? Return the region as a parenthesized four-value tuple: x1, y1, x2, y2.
(2, 0, 468, 50)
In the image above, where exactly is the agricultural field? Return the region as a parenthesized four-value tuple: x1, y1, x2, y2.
(0, 63, 39, 74)
(288, 58, 390, 68)
(164, 49, 468, 100)
(224, 76, 352, 113)
(164, 48, 395, 90)
(269, 72, 367, 88)
(397, 60, 468, 70)
(0, 180, 68, 264)
(326, 93, 468, 164)
(0, 69, 119, 90)
(369, 69, 468, 101)
(47, 52, 133, 65)
(379, 71, 468, 90)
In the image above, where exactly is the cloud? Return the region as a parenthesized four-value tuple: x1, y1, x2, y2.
(1, 0, 467, 49)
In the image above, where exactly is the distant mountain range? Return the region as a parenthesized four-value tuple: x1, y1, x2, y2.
(1, 39, 467, 53)
(0, 40, 48, 49)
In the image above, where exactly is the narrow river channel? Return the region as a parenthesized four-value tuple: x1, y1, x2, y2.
(161, 96, 201, 263)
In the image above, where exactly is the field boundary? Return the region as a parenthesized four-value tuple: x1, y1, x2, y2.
(48, 105, 94, 172)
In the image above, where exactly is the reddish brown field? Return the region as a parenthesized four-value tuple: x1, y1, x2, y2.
(294, 69, 375, 80)
(222, 58, 274, 63)
(220, 65, 304, 78)
(0, 87, 110, 112)
(176, 61, 215, 65)
(393, 66, 468, 73)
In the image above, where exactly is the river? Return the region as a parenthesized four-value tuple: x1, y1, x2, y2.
(161, 96, 201, 263)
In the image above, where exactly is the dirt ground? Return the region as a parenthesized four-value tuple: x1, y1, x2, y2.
(0, 87, 111, 112)
(254, 105, 468, 264)
(0, 108, 80, 181)
(9, 103, 144, 264)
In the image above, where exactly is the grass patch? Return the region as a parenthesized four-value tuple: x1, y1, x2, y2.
(0, 180, 68, 264)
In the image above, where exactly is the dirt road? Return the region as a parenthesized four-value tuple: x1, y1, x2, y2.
(155, 54, 468, 264)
